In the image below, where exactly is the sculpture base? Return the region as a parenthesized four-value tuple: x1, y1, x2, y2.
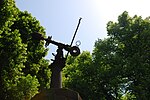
(31, 88, 82, 100)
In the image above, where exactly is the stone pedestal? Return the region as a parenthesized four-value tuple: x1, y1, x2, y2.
(32, 88, 82, 100)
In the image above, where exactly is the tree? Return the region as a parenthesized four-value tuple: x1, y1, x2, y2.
(107, 11, 150, 99)
(0, 0, 50, 99)
(63, 51, 95, 100)
(63, 50, 121, 99)
(93, 11, 150, 99)
(63, 11, 150, 100)
(92, 38, 124, 99)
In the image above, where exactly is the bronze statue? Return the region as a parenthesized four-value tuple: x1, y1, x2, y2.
(32, 18, 82, 100)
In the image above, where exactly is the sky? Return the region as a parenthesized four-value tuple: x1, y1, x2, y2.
(15, 0, 150, 59)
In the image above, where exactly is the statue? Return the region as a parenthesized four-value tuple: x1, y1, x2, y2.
(32, 18, 82, 100)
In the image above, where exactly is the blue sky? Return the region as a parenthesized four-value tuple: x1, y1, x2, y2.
(15, 0, 150, 59)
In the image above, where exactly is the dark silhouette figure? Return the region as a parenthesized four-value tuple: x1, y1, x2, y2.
(49, 47, 66, 88)
(31, 17, 82, 100)
(32, 32, 80, 88)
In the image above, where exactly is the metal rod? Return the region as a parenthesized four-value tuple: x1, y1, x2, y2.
(66, 18, 82, 58)
(70, 17, 82, 46)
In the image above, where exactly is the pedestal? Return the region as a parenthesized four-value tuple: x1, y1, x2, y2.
(32, 88, 82, 100)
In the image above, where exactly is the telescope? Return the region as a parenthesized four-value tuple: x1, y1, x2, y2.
(31, 32, 80, 57)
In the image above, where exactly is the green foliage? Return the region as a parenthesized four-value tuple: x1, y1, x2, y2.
(7, 74, 40, 100)
(121, 92, 136, 100)
(63, 11, 150, 100)
(0, 0, 50, 99)
(93, 38, 124, 99)
(107, 11, 150, 99)
(63, 51, 94, 99)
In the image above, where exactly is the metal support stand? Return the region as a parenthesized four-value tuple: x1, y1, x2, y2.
(49, 47, 66, 88)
